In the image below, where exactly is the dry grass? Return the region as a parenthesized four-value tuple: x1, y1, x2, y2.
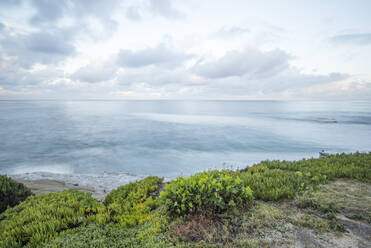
(295, 179, 371, 223)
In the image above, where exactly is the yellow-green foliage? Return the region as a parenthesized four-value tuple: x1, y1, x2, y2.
(104, 176, 163, 228)
(0, 190, 107, 248)
(160, 170, 254, 216)
(0, 175, 32, 213)
(260, 152, 371, 183)
(240, 152, 371, 201)
(43, 223, 173, 248)
(238, 166, 312, 201)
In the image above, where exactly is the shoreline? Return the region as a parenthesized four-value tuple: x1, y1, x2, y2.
(14, 178, 106, 201)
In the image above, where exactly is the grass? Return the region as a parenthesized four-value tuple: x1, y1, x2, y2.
(43, 222, 173, 248)
(295, 179, 371, 222)
(242, 202, 287, 231)
(289, 213, 344, 233)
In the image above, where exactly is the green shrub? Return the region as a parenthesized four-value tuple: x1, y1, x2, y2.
(240, 152, 371, 201)
(258, 152, 371, 183)
(239, 168, 312, 201)
(0, 175, 32, 213)
(0, 190, 107, 248)
(104, 176, 163, 228)
(160, 170, 254, 217)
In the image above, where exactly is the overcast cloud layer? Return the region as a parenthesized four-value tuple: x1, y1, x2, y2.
(0, 0, 370, 100)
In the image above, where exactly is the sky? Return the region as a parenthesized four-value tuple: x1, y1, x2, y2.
(0, 0, 370, 100)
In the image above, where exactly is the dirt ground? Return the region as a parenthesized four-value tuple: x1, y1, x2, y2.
(248, 179, 371, 248)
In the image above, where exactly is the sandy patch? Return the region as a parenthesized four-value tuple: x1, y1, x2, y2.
(15, 179, 106, 201)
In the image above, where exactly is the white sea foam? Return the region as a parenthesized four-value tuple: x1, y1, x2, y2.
(9, 164, 74, 175)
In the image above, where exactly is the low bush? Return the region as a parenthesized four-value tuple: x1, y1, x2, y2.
(240, 152, 371, 201)
(238, 167, 312, 201)
(160, 170, 254, 217)
(258, 152, 371, 183)
(104, 176, 163, 228)
(0, 175, 32, 213)
(0, 190, 107, 248)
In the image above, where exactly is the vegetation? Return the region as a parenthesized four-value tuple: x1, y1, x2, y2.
(239, 152, 371, 201)
(43, 222, 173, 248)
(295, 178, 371, 223)
(104, 176, 163, 228)
(160, 170, 254, 216)
(0, 152, 370, 247)
(256, 152, 371, 183)
(0, 190, 107, 248)
(0, 175, 32, 213)
(238, 166, 311, 201)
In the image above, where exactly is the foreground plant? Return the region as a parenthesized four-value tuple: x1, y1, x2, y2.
(238, 166, 312, 201)
(160, 170, 254, 217)
(239, 152, 371, 201)
(0, 190, 107, 248)
(104, 176, 164, 228)
(0, 175, 32, 213)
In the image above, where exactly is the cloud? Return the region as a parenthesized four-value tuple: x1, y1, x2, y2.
(125, 0, 185, 21)
(330, 33, 371, 45)
(0, 55, 65, 89)
(125, 6, 142, 21)
(0, 1, 368, 100)
(117, 66, 191, 86)
(0, 0, 22, 6)
(27, 32, 75, 55)
(71, 62, 117, 83)
(0, 0, 122, 69)
(211, 26, 249, 38)
(193, 48, 290, 79)
(259, 70, 350, 93)
(0, 0, 120, 41)
(289, 81, 371, 100)
(1, 29, 76, 68)
(28, 0, 120, 25)
(29, 0, 66, 24)
(192, 69, 350, 98)
(149, 0, 184, 19)
(1, 0, 120, 26)
(116, 44, 192, 68)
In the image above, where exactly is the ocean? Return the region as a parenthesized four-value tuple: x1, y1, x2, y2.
(1, 100, 370, 192)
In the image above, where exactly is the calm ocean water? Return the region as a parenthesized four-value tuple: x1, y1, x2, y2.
(1, 100, 371, 191)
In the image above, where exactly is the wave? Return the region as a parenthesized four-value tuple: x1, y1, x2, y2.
(270, 115, 371, 125)
(132, 112, 371, 127)
(8, 164, 74, 175)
